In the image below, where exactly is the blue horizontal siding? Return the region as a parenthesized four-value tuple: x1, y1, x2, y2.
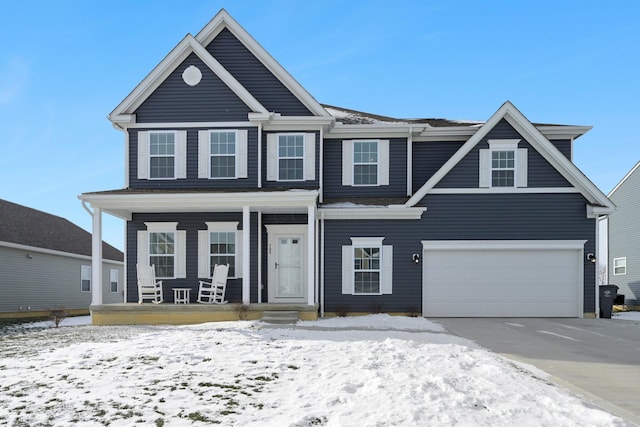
(436, 120, 571, 188)
(126, 212, 259, 303)
(412, 141, 463, 193)
(206, 28, 312, 116)
(135, 53, 251, 123)
(323, 192, 596, 313)
(323, 138, 407, 199)
(129, 128, 258, 189)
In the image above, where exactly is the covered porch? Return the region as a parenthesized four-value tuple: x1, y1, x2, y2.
(80, 189, 319, 325)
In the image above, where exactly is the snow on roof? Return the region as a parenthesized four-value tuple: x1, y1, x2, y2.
(322, 104, 484, 127)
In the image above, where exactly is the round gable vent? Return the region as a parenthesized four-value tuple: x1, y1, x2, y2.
(182, 65, 202, 86)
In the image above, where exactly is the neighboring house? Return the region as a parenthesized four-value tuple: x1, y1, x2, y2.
(80, 9, 614, 318)
(605, 161, 640, 305)
(0, 199, 124, 318)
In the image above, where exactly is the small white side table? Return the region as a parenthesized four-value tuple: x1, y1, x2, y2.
(173, 288, 191, 304)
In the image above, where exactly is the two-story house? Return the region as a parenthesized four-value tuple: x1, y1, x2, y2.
(80, 9, 614, 323)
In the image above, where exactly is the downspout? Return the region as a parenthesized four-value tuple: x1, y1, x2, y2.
(407, 127, 413, 196)
(257, 210, 262, 304)
(319, 126, 324, 203)
(320, 211, 325, 317)
(258, 122, 263, 188)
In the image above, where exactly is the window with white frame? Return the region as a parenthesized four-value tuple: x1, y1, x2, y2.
(278, 134, 304, 180)
(138, 222, 186, 280)
(210, 130, 236, 178)
(110, 269, 119, 293)
(342, 139, 389, 187)
(354, 246, 381, 293)
(149, 231, 175, 278)
(491, 150, 515, 187)
(149, 131, 176, 179)
(353, 141, 378, 185)
(81, 265, 91, 293)
(198, 222, 243, 279)
(613, 257, 626, 275)
(266, 133, 315, 182)
(342, 237, 393, 295)
(137, 130, 187, 180)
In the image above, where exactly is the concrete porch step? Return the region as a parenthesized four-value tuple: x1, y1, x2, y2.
(260, 311, 300, 324)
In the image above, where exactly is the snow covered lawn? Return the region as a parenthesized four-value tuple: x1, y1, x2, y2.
(0, 315, 629, 426)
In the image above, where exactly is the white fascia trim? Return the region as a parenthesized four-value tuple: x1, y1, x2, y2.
(429, 187, 580, 194)
(80, 190, 319, 218)
(587, 205, 615, 218)
(109, 34, 267, 124)
(0, 241, 124, 265)
(421, 239, 587, 251)
(319, 207, 425, 220)
(407, 101, 614, 210)
(417, 127, 478, 142)
(536, 125, 592, 140)
(195, 10, 330, 118)
(608, 160, 640, 196)
(328, 124, 426, 139)
(127, 121, 253, 129)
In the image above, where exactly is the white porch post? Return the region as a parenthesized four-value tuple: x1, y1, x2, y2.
(91, 206, 103, 306)
(307, 205, 316, 305)
(242, 206, 250, 304)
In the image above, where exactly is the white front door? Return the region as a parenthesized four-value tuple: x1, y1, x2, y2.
(266, 225, 307, 303)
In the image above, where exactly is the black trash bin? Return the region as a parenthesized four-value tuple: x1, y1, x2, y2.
(599, 285, 619, 318)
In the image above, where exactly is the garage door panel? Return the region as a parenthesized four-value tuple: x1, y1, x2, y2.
(423, 242, 582, 317)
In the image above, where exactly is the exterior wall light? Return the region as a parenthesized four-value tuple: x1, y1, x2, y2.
(586, 253, 596, 263)
(412, 253, 420, 264)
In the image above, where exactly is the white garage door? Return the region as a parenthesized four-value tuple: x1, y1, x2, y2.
(422, 240, 585, 317)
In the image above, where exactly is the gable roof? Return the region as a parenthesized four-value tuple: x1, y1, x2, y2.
(608, 160, 640, 197)
(0, 199, 123, 262)
(110, 9, 329, 126)
(406, 101, 615, 213)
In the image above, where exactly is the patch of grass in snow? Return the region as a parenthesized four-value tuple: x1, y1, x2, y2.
(186, 411, 220, 423)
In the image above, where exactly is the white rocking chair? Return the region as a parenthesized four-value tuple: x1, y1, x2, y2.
(197, 264, 229, 304)
(137, 264, 164, 304)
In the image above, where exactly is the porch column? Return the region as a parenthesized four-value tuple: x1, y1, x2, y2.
(91, 206, 103, 306)
(242, 206, 250, 304)
(307, 205, 316, 305)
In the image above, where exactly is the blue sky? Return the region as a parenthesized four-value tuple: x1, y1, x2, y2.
(1, 1, 638, 251)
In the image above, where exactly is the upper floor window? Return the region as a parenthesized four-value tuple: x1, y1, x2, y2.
(279, 134, 304, 181)
(149, 132, 176, 179)
(353, 141, 378, 185)
(342, 139, 389, 187)
(81, 265, 91, 293)
(198, 129, 248, 179)
(613, 257, 626, 275)
(137, 222, 186, 279)
(266, 133, 316, 182)
(491, 150, 515, 187)
(479, 139, 527, 189)
(137, 130, 186, 180)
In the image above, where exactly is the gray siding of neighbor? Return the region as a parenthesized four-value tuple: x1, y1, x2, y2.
(0, 246, 123, 314)
(206, 28, 312, 116)
(262, 131, 320, 189)
(127, 212, 259, 304)
(608, 166, 640, 304)
(412, 141, 464, 193)
(134, 53, 252, 123)
(436, 120, 572, 189)
(323, 192, 596, 313)
(322, 138, 407, 199)
(129, 127, 259, 189)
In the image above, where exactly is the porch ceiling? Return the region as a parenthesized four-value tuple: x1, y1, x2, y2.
(79, 189, 319, 220)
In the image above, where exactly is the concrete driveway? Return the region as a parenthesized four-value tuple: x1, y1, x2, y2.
(434, 318, 640, 426)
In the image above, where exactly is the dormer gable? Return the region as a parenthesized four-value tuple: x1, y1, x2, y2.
(406, 101, 614, 214)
